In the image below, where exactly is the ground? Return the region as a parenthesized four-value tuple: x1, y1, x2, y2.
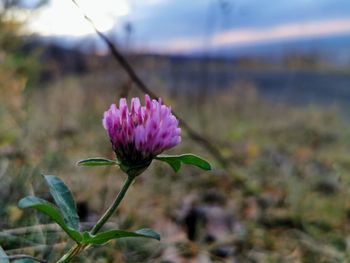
(1, 71, 350, 262)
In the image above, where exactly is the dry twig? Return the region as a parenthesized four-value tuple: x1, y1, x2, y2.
(71, 0, 228, 167)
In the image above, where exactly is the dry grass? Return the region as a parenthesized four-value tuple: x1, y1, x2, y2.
(1, 70, 350, 262)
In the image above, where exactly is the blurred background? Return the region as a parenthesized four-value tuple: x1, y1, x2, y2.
(1, 0, 350, 262)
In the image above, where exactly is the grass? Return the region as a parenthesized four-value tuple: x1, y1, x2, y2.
(1, 71, 350, 262)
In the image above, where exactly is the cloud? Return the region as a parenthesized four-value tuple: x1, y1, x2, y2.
(28, 0, 130, 36)
(214, 18, 350, 46)
(159, 18, 350, 53)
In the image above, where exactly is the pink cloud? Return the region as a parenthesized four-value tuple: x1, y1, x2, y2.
(160, 18, 350, 53)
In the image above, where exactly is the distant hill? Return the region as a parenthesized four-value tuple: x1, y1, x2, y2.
(21, 35, 350, 112)
(36, 32, 350, 65)
(189, 34, 350, 66)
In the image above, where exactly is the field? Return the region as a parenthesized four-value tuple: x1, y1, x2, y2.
(2, 60, 350, 262)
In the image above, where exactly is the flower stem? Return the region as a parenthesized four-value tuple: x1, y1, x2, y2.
(56, 244, 81, 263)
(56, 175, 135, 263)
(90, 175, 135, 235)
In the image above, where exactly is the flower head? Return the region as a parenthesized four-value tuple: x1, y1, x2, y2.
(103, 95, 181, 176)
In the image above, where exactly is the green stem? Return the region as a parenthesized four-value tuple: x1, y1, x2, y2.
(90, 175, 135, 235)
(56, 175, 135, 263)
(56, 244, 80, 263)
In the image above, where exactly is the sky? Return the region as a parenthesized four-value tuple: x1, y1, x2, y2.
(24, 0, 350, 55)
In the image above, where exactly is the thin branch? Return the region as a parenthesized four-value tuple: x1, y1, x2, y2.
(71, 0, 228, 167)
(1, 223, 61, 236)
(1, 222, 119, 236)
(0, 254, 47, 263)
(4, 242, 67, 255)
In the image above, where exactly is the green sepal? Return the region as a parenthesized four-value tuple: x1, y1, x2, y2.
(155, 153, 211, 172)
(77, 158, 118, 167)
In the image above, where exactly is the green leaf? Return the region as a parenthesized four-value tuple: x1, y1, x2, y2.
(44, 175, 80, 231)
(77, 158, 118, 167)
(0, 245, 9, 263)
(155, 153, 211, 172)
(82, 228, 160, 245)
(18, 196, 82, 243)
(135, 228, 161, 240)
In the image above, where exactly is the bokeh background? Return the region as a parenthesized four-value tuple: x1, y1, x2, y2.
(1, 0, 350, 262)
